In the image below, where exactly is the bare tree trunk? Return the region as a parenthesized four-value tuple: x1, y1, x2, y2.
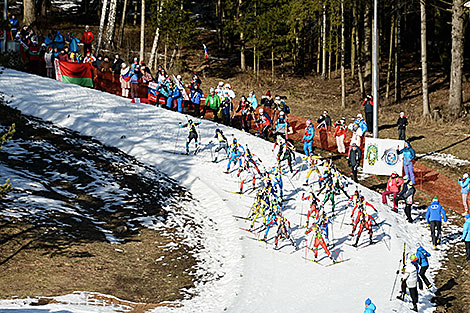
(351, 0, 357, 77)
(358, 63, 364, 97)
(96, 0, 109, 54)
(140, 0, 145, 61)
(448, 0, 464, 117)
(164, 33, 168, 69)
(341, 0, 346, 108)
(254, 46, 257, 74)
(134, 0, 138, 26)
(23, 0, 36, 25)
(104, 0, 118, 49)
(216, 0, 221, 49)
(385, 19, 395, 100)
(169, 45, 178, 69)
(316, 35, 321, 73)
(394, 0, 401, 103)
(335, 32, 339, 73)
(239, 0, 245, 71)
(149, 0, 164, 71)
(364, 1, 372, 90)
(118, 0, 129, 48)
(328, 21, 332, 79)
(321, 5, 327, 80)
(421, 0, 430, 117)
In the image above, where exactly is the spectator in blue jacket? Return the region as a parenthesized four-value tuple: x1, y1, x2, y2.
(156, 81, 169, 107)
(459, 173, 469, 214)
(53, 31, 65, 49)
(44, 33, 53, 47)
(416, 244, 432, 288)
(66, 33, 80, 53)
(247, 91, 258, 110)
(426, 196, 448, 248)
(302, 119, 315, 156)
(169, 83, 183, 113)
(9, 15, 19, 39)
(364, 298, 376, 313)
(190, 88, 203, 116)
(398, 141, 416, 185)
(462, 214, 470, 261)
(166, 82, 177, 110)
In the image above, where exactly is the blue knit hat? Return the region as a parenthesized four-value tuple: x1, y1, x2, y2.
(465, 214, 470, 220)
(365, 298, 372, 306)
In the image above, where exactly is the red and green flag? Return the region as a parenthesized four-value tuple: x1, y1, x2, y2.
(55, 59, 93, 87)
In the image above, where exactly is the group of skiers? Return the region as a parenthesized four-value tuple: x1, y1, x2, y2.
(178, 117, 458, 312)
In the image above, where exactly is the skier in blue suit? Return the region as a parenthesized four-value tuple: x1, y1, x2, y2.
(225, 139, 245, 173)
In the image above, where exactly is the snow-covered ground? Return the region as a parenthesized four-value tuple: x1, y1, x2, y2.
(418, 152, 470, 168)
(0, 69, 458, 312)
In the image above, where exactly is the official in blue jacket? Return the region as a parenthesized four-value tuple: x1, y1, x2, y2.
(364, 298, 376, 313)
(459, 173, 469, 213)
(302, 119, 315, 156)
(426, 196, 447, 248)
(416, 244, 432, 288)
(462, 214, 470, 262)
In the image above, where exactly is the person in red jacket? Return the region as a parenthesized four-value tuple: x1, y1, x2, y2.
(381, 172, 404, 211)
(333, 118, 347, 154)
(81, 25, 94, 54)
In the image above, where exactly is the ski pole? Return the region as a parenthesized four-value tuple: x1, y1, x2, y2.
(340, 205, 348, 230)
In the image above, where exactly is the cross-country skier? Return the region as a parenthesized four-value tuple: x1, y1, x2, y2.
(179, 119, 201, 154)
(318, 212, 333, 246)
(305, 222, 333, 260)
(262, 210, 278, 241)
(268, 166, 285, 200)
(274, 111, 292, 137)
(302, 191, 321, 227)
(304, 155, 321, 186)
(225, 138, 245, 173)
(302, 119, 315, 156)
(319, 178, 341, 212)
(239, 158, 258, 194)
(241, 147, 262, 175)
(350, 196, 378, 247)
(274, 214, 295, 250)
(274, 136, 295, 173)
(212, 128, 228, 163)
